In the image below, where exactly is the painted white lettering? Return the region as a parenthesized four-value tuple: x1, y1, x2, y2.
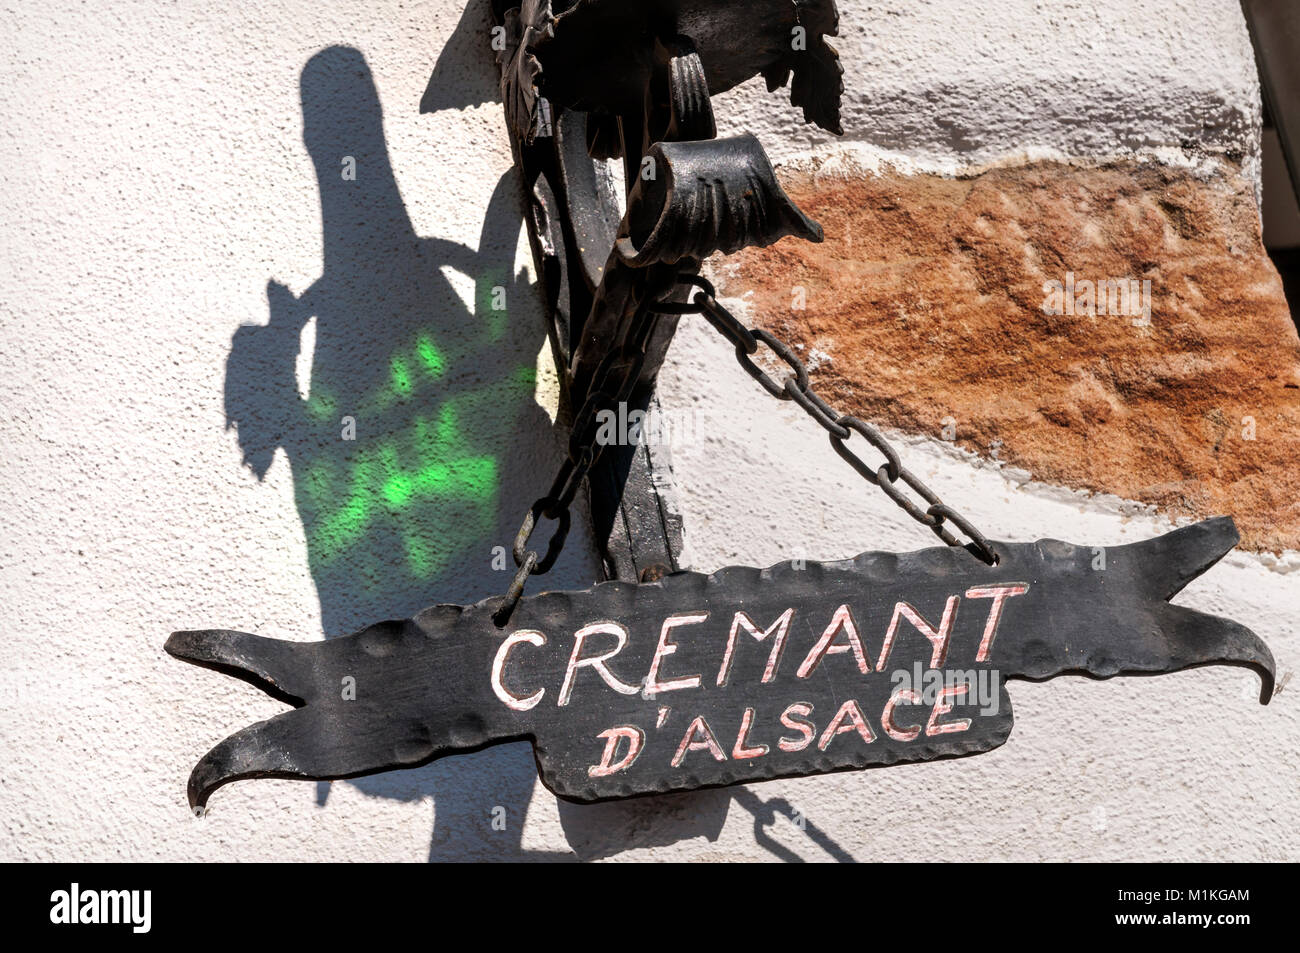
(558, 622, 639, 706)
(491, 629, 547, 711)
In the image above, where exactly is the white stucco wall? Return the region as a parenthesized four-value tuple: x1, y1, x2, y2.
(1, 0, 1293, 861)
(720, 0, 1263, 175)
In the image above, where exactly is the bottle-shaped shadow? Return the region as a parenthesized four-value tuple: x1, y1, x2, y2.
(224, 45, 571, 859)
(223, 39, 840, 862)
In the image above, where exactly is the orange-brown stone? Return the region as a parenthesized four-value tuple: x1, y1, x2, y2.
(718, 160, 1300, 552)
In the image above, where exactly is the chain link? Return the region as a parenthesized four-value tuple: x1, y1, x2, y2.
(494, 298, 664, 625)
(664, 274, 1000, 567)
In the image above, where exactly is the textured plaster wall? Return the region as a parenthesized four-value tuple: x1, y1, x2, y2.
(0, 0, 1294, 862)
(717, 0, 1264, 177)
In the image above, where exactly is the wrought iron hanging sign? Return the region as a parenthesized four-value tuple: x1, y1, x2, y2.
(168, 0, 1275, 811)
(168, 517, 1273, 808)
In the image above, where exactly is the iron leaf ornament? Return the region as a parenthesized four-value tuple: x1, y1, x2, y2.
(497, 0, 552, 145)
(497, 0, 845, 145)
(168, 518, 1273, 809)
(167, 1, 1277, 812)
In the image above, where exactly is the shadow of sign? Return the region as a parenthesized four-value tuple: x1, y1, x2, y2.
(220, 35, 844, 862)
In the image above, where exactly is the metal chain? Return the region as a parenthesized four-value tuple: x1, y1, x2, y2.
(659, 274, 1000, 567)
(495, 270, 999, 623)
(494, 303, 661, 625)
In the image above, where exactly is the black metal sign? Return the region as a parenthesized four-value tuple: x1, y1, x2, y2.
(168, 517, 1273, 810)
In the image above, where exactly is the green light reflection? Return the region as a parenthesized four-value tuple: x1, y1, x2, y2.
(301, 325, 536, 579)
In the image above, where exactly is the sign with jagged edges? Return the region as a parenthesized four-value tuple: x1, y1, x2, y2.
(167, 517, 1273, 809)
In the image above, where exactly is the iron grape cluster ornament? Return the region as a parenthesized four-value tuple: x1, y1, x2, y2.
(168, 0, 1276, 812)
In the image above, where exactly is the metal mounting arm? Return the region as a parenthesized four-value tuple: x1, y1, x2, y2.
(491, 0, 844, 582)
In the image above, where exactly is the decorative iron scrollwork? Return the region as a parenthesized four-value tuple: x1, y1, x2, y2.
(616, 135, 824, 267)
